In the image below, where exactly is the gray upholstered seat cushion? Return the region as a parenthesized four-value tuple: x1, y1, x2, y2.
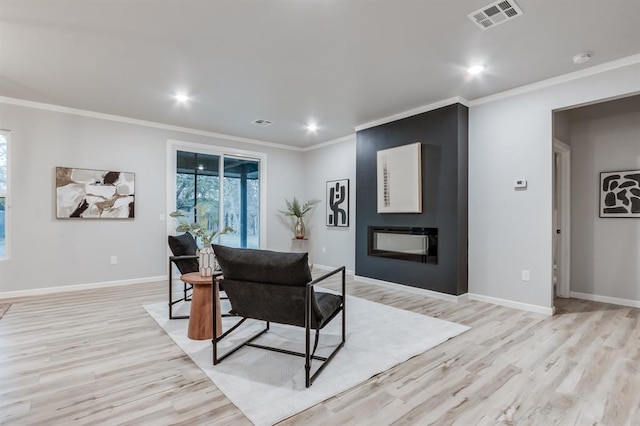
(314, 292, 343, 328)
(220, 278, 342, 329)
(213, 244, 311, 286)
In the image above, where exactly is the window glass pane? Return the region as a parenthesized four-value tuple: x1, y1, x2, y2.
(175, 150, 260, 250)
(175, 150, 220, 246)
(0, 134, 6, 257)
(220, 157, 260, 249)
(0, 134, 6, 194)
(0, 196, 5, 258)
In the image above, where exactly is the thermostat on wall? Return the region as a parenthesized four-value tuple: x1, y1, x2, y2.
(514, 179, 528, 189)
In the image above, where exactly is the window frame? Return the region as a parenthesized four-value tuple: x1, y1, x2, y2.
(166, 139, 267, 249)
(0, 130, 10, 261)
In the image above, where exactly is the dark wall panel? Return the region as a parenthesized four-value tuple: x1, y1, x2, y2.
(355, 103, 468, 295)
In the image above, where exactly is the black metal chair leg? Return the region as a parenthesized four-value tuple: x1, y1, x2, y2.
(310, 329, 320, 358)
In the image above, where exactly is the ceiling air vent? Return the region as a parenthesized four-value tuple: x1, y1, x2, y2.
(468, 0, 523, 31)
(251, 119, 273, 127)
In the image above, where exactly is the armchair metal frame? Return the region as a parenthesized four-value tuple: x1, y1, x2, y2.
(212, 266, 346, 388)
(168, 255, 196, 319)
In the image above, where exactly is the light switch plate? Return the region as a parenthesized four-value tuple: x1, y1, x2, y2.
(514, 179, 527, 189)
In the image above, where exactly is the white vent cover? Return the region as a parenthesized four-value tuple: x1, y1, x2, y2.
(468, 0, 523, 30)
(251, 119, 273, 127)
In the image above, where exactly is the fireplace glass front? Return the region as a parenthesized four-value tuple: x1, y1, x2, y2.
(368, 226, 438, 264)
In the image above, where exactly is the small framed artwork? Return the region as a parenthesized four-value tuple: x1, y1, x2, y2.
(376, 142, 422, 213)
(56, 167, 135, 219)
(600, 170, 640, 218)
(326, 179, 349, 227)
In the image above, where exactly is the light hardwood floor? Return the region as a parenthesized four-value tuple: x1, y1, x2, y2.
(1, 276, 639, 425)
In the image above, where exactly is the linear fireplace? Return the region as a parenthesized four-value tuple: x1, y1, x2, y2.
(368, 226, 438, 264)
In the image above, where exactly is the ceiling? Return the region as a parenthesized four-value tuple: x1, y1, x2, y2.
(1, 1, 638, 148)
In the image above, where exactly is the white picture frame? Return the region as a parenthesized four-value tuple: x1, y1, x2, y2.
(376, 142, 422, 213)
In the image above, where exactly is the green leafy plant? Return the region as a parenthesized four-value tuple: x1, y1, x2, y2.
(170, 203, 233, 246)
(280, 197, 320, 218)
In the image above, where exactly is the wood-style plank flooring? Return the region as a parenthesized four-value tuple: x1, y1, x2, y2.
(1, 275, 639, 425)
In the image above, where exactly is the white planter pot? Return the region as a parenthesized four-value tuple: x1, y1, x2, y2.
(198, 246, 216, 276)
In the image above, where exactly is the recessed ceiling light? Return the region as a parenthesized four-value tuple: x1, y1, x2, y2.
(572, 52, 592, 64)
(467, 65, 484, 75)
(306, 123, 318, 132)
(175, 93, 189, 102)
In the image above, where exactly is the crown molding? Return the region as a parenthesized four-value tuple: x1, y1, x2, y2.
(470, 54, 640, 107)
(302, 133, 356, 152)
(3, 54, 637, 153)
(0, 95, 304, 152)
(354, 96, 469, 132)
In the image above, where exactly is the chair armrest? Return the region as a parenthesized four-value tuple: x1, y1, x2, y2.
(307, 266, 346, 298)
(170, 254, 198, 262)
(307, 266, 345, 287)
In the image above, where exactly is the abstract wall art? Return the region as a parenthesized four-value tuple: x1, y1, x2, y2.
(56, 167, 135, 219)
(326, 179, 349, 227)
(376, 142, 422, 213)
(600, 169, 640, 218)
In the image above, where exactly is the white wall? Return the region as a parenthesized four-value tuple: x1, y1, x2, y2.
(469, 62, 640, 312)
(303, 138, 356, 272)
(553, 111, 571, 145)
(0, 102, 304, 293)
(569, 96, 640, 301)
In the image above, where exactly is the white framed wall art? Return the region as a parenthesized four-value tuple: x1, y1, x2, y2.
(376, 142, 422, 213)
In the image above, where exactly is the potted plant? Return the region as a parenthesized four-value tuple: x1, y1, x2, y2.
(170, 204, 233, 276)
(280, 197, 320, 239)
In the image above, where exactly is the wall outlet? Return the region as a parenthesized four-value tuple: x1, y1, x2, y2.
(322, 246, 326, 253)
(111, 256, 118, 265)
(521, 269, 530, 282)
(159, 213, 166, 221)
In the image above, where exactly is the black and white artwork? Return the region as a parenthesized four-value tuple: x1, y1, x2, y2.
(56, 167, 135, 219)
(326, 179, 349, 227)
(376, 142, 422, 213)
(600, 170, 640, 218)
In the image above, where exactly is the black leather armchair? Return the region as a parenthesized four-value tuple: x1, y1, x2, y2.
(167, 233, 199, 319)
(212, 245, 346, 387)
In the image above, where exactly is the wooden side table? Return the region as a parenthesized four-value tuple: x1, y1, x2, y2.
(180, 272, 222, 340)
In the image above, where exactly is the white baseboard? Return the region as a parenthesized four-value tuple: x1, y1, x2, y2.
(0, 275, 167, 300)
(313, 263, 355, 276)
(467, 293, 554, 316)
(570, 291, 640, 308)
(354, 275, 465, 303)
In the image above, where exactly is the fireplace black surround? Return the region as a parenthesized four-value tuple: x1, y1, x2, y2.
(356, 103, 468, 295)
(368, 226, 438, 264)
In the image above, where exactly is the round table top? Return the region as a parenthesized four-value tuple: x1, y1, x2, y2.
(180, 272, 218, 286)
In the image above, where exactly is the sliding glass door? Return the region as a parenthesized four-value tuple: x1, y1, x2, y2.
(174, 147, 261, 249)
(220, 156, 260, 248)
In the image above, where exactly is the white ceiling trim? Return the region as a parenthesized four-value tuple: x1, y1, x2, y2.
(354, 96, 469, 133)
(302, 134, 356, 152)
(470, 54, 640, 106)
(0, 95, 303, 152)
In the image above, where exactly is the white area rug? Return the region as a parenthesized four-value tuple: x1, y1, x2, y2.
(144, 294, 469, 426)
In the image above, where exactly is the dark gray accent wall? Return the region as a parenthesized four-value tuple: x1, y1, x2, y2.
(355, 103, 468, 295)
